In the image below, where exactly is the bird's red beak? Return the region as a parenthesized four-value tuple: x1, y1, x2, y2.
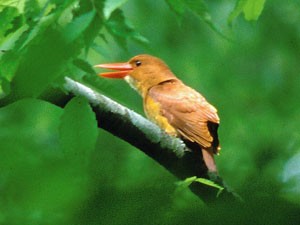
(94, 63, 133, 78)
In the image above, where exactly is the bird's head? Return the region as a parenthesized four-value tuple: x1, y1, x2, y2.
(95, 54, 176, 96)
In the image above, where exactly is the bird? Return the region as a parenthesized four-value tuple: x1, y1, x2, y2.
(95, 54, 220, 173)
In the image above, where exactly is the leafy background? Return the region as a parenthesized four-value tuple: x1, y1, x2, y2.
(1, 0, 300, 224)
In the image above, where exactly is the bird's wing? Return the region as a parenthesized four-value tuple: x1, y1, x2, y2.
(147, 80, 220, 150)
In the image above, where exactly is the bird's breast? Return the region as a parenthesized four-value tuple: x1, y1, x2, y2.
(144, 96, 178, 136)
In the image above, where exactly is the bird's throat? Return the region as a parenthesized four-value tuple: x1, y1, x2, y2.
(124, 75, 144, 96)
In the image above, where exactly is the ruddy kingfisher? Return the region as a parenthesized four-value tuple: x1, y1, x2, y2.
(95, 54, 220, 173)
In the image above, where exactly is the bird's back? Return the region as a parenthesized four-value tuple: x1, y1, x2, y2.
(145, 79, 220, 153)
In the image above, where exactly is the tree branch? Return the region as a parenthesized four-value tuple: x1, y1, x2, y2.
(48, 77, 240, 204)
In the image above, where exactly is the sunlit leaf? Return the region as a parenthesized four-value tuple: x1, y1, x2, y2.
(59, 97, 98, 168)
(0, 6, 19, 41)
(57, 2, 75, 26)
(176, 176, 224, 196)
(228, 0, 266, 25)
(176, 176, 197, 192)
(243, 0, 266, 21)
(104, 0, 128, 19)
(0, 0, 25, 12)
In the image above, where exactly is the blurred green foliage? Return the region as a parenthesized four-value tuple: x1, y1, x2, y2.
(1, 0, 300, 224)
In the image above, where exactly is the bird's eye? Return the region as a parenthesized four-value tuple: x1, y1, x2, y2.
(135, 60, 142, 67)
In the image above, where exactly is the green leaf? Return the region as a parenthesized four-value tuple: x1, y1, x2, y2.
(73, 58, 96, 75)
(59, 97, 98, 168)
(228, 0, 247, 25)
(24, 0, 40, 25)
(63, 10, 96, 43)
(243, 0, 266, 21)
(186, 0, 230, 40)
(228, 0, 266, 25)
(184, 0, 212, 22)
(105, 9, 148, 49)
(20, 1, 74, 50)
(104, 0, 128, 19)
(57, 2, 75, 26)
(165, 0, 210, 22)
(7, 8, 98, 99)
(10, 28, 74, 99)
(0, 98, 90, 224)
(0, 0, 25, 12)
(63, 58, 96, 81)
(0, 77, 10, 97)
(165, 0, 185, 21)
(0, 6, 19, 41)
(2, 23, 26, 50)
(176, 176, 197, 192)
(194, 177, 223, 189)
(166, 0, 229, 40)
(82, 14, 104, 52)
(0, 50, 22, 82)
(194, 178, 224, 196)
(19, 12, 56, 50)
(0, 23, 28, 82)
(176, 176, 224, 196)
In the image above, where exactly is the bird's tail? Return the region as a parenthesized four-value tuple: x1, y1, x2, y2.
(202, 148, 217, 173)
